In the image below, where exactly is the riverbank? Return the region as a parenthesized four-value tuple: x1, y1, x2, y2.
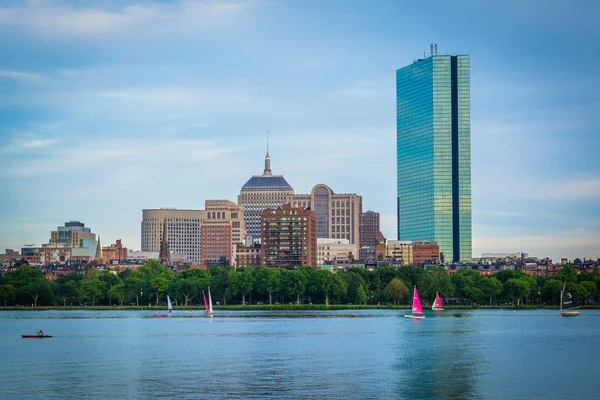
(2, 304, 599, 311)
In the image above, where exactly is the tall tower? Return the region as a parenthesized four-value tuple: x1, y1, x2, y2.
(95, 236, 102, 264)
(159, 219, 170, 264)
(239, 151, 294, 243)
(396, 49, 472, 262)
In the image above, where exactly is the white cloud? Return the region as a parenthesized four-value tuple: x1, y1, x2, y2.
(0, 0, 256, 38)
(0, 70, 44, 82)
(1, 137, 241, 178)
(474, 230, 600, 262)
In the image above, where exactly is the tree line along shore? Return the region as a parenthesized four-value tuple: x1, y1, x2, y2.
(1, 261, 598, 308)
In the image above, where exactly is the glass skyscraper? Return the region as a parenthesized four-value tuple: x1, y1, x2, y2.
(396, 54, 472, 262)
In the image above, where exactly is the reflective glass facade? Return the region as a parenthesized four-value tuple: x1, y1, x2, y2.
(396, 55, 471, 262)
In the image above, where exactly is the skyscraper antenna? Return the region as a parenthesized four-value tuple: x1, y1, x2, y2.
(267, 130, 269, 156)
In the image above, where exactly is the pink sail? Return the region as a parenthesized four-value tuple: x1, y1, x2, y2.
(203, 291, 209, 312)
(434, 292, 443, 308)
(412, 286, 423, 314)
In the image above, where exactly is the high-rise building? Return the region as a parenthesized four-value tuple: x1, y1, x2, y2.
(396, 49, 472, 262)
(50, 221, 96, 248)
(239, 152, 294, 243)
(141, 208, 204, 262)
(201, 200, 246, 266)
(287, 184, 362, 253)
(359, 211, 380, 262)
(261, 204, 317, 268)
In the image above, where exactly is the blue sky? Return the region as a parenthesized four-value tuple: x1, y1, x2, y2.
(1, 0, 599, 262)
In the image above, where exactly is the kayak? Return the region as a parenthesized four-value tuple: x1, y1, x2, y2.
(154, 313, 168, 318)
(22, 335, 53, 338)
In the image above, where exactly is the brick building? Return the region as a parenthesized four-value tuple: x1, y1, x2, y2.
(261, 204, 317, 268)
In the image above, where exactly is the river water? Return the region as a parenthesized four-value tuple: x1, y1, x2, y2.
(1, 309, 598, 399)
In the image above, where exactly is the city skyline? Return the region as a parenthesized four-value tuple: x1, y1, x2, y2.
(1, 0, 599, 262)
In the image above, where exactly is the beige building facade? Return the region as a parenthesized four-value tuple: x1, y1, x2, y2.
(385, 240, 413, 266)
(317, 238, 358, 266)
(202, 200, 246, 266)
(141, 208, 204, 263)
(287, 184, 362, 245)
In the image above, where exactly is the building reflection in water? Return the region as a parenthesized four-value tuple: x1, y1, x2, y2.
(392, 311, 483, 399)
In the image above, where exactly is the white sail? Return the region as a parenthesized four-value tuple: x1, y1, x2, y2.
(167, 295, 173, 311)
(208, 286, 213, 317)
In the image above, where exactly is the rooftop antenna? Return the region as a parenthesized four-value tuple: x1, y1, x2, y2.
(266, 130, 269, 156)
(430, 43, 433, 57)
(434, 42, 438, 55)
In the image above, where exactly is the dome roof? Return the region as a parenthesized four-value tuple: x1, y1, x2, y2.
(241, 175, 293, 191)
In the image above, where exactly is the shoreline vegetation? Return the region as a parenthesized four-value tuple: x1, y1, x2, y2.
(2, 304, 600, 311)
(2, 261, 598, 310)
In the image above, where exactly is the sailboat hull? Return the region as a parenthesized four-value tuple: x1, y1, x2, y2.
(432, 307, 444, 311)
(404, 314, 425, 319)
(560, 310, 580, 317)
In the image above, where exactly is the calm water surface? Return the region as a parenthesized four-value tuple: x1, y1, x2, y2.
(1, 309, 598, 399)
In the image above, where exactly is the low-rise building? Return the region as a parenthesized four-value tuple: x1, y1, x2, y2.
(317, 238, 357, 266)
(413, 241, 440, 266)
(236, 244, 261, 267)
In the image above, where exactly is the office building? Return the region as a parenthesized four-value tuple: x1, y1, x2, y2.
(261, 204, 317, 268)
(396, 46, 472, 262)
(201, 200, 246, 266)
(287, 184, 362, 245)
(50, 221, 96, 248)
(317, 238, 357, 266)
(141, 208, 204, 262)
(239, 152, 294, 243)
(359, 211, 380, 262)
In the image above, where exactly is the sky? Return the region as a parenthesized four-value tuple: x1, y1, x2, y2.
(1, 0, 599, 262)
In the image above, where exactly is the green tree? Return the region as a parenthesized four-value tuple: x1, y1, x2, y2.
(580, 281, 597, 303)
(124, 277, 144, 306)
(82, 279, 106, 306)
(355, 285, 367, 305)
(418, 266, 454, 303)
(450, 269, 482, 305)
(479, 276, 503, 305)
(255, 267, 281, 305)
(85, 267, 102, 280)
(174, 277, 203, 306)
(541, 278, 563, 305)
(504, 278, 530, 306)
(150, 275, 170, 306)
(107, 283, 126, 306)
(237, 267, 254, 305)
(24, 279, 52, 307)
(0, 284, 16, 306)
(383, 278, 409, 305)
(281, 269, 307, 305)
(557, 264, 578, 283)
(211, 268, 232, 305)
(58, 280, 79, 306)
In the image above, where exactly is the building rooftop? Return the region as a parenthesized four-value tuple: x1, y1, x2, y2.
(241, 175, 293, 191)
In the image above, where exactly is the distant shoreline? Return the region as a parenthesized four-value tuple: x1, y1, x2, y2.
(1, 305, 599, 311)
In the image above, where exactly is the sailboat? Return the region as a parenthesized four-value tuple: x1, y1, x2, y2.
(203, 288, 213, 318)
(154, 294, 172, 317)
(404, 286, 425, 319)
(560, 282, 580, 317)
(432, 291, 444, 311)
(208, 286, 214, 318)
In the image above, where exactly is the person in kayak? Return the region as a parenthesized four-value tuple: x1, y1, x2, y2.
(36, 330, 43, 337)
